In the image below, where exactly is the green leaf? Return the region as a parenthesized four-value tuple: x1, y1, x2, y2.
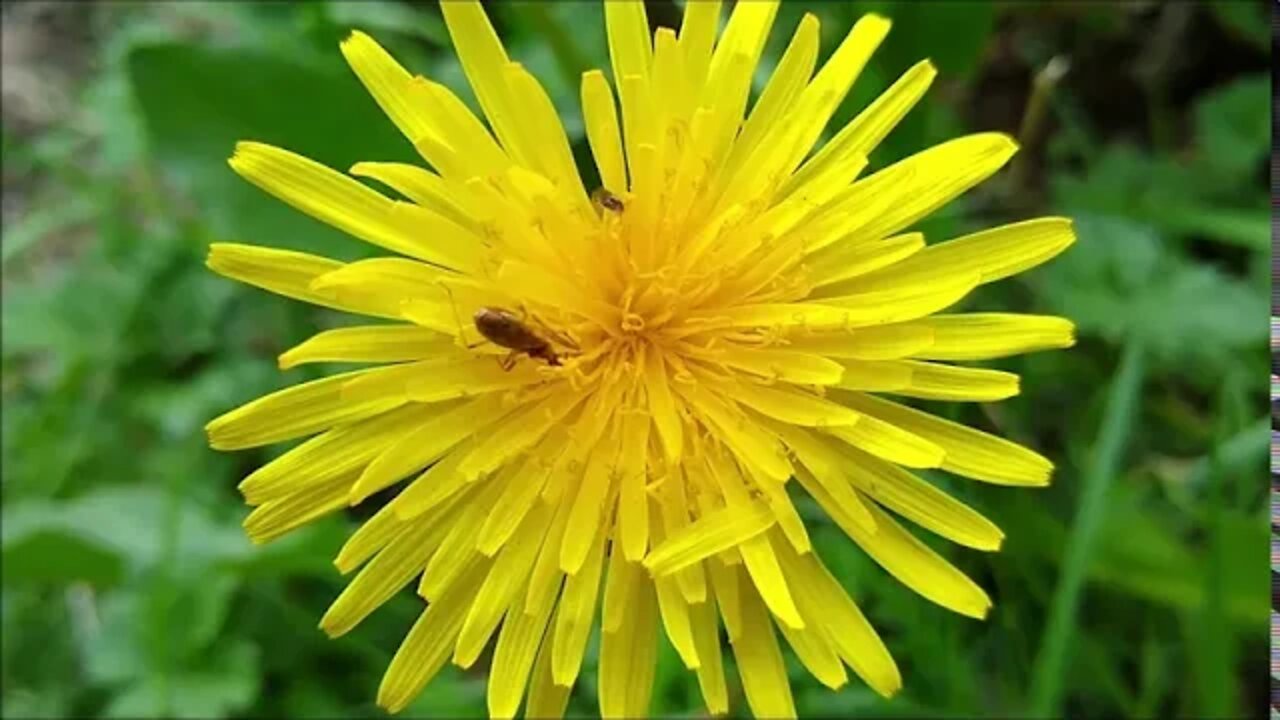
(127, 43, 416, 261)
(322, 0, 448, 45)
(1037, 215, 1267, 370)
(1193, 74, 1270, 179)
(103, 640, 261, 719)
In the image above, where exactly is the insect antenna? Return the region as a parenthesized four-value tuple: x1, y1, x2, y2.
(438, 280, 488, 350)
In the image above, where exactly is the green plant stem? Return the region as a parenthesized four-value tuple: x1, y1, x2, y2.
(1028, 339, 1146, 716)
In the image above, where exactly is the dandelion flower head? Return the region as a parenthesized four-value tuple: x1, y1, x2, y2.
(205, 1, 1076, 716)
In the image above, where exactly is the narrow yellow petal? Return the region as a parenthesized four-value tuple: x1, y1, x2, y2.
(688, 596, 729, 715)
(206, 243, 398, 319)
(206, 369, 405, 450)
(228, 142, 482, 270)
(818, 272, 980, 326)
(699, 0, 779, 170)
(526, 608, 573, 719)
(646, 350, 684, 463)
(349, 161, 480, 230)
(419, 478, 505, 601)
(720, 381, 861, 427)
(677, 385, 793, 481)
(551, 518, 607, 685)
(731, 566, 798, 719)
(523, 483, 574, 618)
(405, 357, 546, 403)
(847, 503, 993, 619)
(560, 426, 620, 574)
(238, 403, 434, 504)
(278, 324, 448, 369)
(598, 570, 658, 718)
(337, 486, 464, 574)
(376, 561, 489, 713)
(439, 0, 539, 169)
(775, 590, 848, 690)
(767, 422, 876, 534)
(826, 133, 1019, 243)
(785, 59, 937, 198)
(807, 233, 926, 289)
(351, 394, 509, 504)
(784, 323, 936, 360)
(338, 31, 434, 148)
(775, 13, 891, 179)
(706, 556, 742, 641)
(843, 446, 1005, 551)
(718, 345, 846, 385)
(455, 504, 551, 668)
(320, 518, 437, 637)
(855, 217, 1077, 292)
(644, 500, 774, 577)
(476, 454, 557, 556)
(618, 410, 652, 561)
(503, 63, 590, 210)
(654, 573, 701, 669)
(713, 13, 819, 205)
(776, 540, 902, 697)
(581, 70, 628, 194)
(457, 391, 583, 481)
(739, 534, 803, 629)
(890, 360, 1021, 402)
(392, 441, 475, 521)
(242, 473, 350, 544)
(834, 359, 914, 392)
(676, 0, 720, 104)
(910, 313, 1077, 361)
(839, 391, 1053, 485)
(487, 583, 555, 719)
(825, 413, 945, 469)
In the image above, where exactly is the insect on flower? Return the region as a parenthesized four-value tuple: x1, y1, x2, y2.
(591, 187, 625, 213)
(472, 306, 565, 369)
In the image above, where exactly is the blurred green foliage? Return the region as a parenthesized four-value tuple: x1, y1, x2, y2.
(1, 0, 1269, 718)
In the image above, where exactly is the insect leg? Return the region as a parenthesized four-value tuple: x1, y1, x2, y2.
(439, 280, 489, 350)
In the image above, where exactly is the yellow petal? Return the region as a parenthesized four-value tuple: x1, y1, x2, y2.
(842, 446, 1005, 551)
(818, 272, 980, 325)
(487, 582, 555, 719)
(598, 567, 659, 718)
(840, 391, 1053, 485)
(227, 142, 482, 270)
(677, 384, 793, 481)
(766, 423, 876, 534)
(910, 313, 1077, 361)
(206, 369, 405, 450)
(206, 243, 397, 318)
(718, 381, 860, 427)
(551, 518, 607, 685)
(828, 133, 1019, 243)
(278, 324, 449, 369)
(718, 345, 846, 385)
(889, 360, 1021, 402)
(644, 500, 774, 577)
(855, 217, 1077, 291)
(526, 608, 574, 719)
(654, 573, 701, 669)
(320, 518, 438, 637)
(731, 566, 798, 719)
(559, 425, 620, 574)
(688, 595, 729, 715)
(405, 357, 546, 403)
(617, 409, 652, 561)
(476, 453, 557, 556)
(784, 323, 936, 360)
(785, 59, 937, 198)
(242, 473, 350, 544)
(779, 543, 901, 697)
(239, 403, 435, 505)
(376, 561, 489, 713)
(706, 556, 742, 641)
(847, 503, 992, 619)
(457, 390, 583, 480)
(418, 478, 505, 601)
(834, 359, 914, 392)
(455, 504, 551, 667)
(581, 70, 627, 194)
(338, 31, 435, 149)
(351, 394, 510, 504)
(349, 161, 480, 230)
(825, 413, 945, 469)
(807, 233, 926, 289)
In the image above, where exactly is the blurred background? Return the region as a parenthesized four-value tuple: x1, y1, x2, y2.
(1, 0, 1270, 717)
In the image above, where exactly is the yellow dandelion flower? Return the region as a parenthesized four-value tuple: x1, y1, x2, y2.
(206, 1, 1076, 717)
